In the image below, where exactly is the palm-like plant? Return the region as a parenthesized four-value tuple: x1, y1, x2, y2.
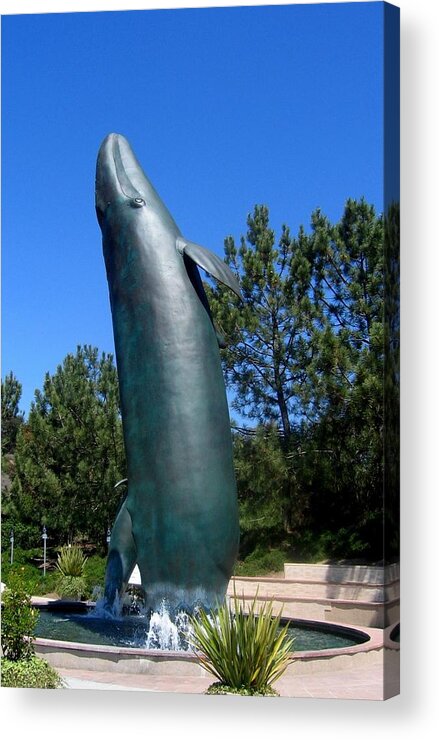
(56, 545, 88, 576)
(55, 545, 88, 600)
(189, 588, 294, 695)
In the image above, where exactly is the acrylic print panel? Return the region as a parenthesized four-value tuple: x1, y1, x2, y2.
(1, 1, 399, 700)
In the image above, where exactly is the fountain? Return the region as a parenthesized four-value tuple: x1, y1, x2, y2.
(32, 594, 379, 683)
(30, 136, 381, 682)
(34, 601, 370, 653)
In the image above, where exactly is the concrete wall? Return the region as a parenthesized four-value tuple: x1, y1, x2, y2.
(228, 562, 400, 628)
(34, 625, 389, 679)
(35, 639, 206, 676)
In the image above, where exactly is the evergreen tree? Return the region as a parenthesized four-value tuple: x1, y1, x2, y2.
(232, 425, 312, 554)
(209, 199, 390, 560)
(303, 199, 385, 537)
(1, 372, 24, 455)
(10, 346, 126, 547)
(207, 204, 314, 440)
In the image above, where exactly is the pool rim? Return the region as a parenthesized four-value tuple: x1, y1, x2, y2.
(32, 598, 382, 662)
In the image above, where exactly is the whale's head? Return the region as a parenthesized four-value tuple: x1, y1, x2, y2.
(95, 133, 180, 239)
(96, 133, 243, 307)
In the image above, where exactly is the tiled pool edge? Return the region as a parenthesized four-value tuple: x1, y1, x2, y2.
(33, 619, 389, 678)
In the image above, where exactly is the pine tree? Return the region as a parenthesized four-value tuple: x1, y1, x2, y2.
(1, 372, 24, 455)
(207, 204, 314, 440)
(306, 200, 385, 543)
(10, 346, 126, 547)
(208, 200, 390, 560)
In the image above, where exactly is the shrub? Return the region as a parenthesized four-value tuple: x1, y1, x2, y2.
(55, 544, 88, 599)
(0, 520, 41, 551)
(1, 656, 64, 688)
(56, 545, 88, 576)
(2, 549, 63, 597)
(0, 575, 63, 689)
(189, 589, 294, 696)
(234, 547, 287, 576)
(84, 554, 106, 595)
(1, 575, 38, 661)
(56, 574, 88, 600)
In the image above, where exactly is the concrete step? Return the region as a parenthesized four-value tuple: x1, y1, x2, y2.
(229, 576, 399, 604)
(283, 562, 399, 585)
(227, 563, 400, 629)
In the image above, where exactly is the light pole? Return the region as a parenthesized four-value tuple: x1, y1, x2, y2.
(10, 529, 14, 565)
(42, 525, 48, 576)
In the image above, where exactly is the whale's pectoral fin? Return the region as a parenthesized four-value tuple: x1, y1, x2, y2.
(104, 499, 137, 611)
(183, 251, 229, 348)
(182, 240, 243, 300)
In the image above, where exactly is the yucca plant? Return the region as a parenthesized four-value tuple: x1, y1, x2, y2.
(55, 545, 88, 600)
(189, 588, 294, 696)
(56, 545, 88, 576)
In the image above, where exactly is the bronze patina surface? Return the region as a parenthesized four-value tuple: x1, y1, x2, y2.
(95, 134, 240, 612)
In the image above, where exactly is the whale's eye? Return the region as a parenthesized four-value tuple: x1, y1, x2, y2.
(131, 197, 145, 208)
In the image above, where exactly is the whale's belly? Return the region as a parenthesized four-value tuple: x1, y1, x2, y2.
(110, 261, 239, 598)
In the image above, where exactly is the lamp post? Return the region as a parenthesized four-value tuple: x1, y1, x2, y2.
(42, 525, 48, 576)
(10, 529, 14, 565)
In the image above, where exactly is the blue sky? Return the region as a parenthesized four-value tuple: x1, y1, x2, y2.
(2, 2, 390, 418)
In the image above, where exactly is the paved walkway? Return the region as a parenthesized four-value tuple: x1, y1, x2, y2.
(58, 662, 395, 700)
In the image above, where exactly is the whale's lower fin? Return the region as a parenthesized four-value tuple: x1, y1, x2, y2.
(104, 498, 137, 611)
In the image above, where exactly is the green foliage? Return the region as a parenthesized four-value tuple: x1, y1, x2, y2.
(56, 552, 107, 600)
(0, 517, 41, 552)
(1, 549, 60, 597)
(189, 590, 294, 694)
(233, 426, 310, 549)
(56, 545, 87, 576)
(1, 372, 24, 455)
(3, 198, 399, 566)
(208, 199, 398, 562)
(234, 547, 288, 576)
(83, 554, 107, 593)
(55, 545, 88, 598)
(1, 656, 63, 688)
(56, 575, 88, 600)
(1, 575, 38, 661)
(207, 205, 312, 437)
(9, 345, 126, 547)
(1, 548, 107, 599)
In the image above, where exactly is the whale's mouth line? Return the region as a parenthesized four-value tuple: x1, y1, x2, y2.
(112, 134, 142, 201)
(95, 132, 144, 218)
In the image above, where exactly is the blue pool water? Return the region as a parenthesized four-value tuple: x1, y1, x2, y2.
(35, 607, 369, 652)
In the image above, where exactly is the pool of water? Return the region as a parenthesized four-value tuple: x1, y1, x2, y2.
(35, 607, 369, 652)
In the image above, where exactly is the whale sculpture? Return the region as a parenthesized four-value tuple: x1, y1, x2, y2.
(95, 133, 241, 613)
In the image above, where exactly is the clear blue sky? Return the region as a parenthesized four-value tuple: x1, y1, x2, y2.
(2, 2, 390, 418)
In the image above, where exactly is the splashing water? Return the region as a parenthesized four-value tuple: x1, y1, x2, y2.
(85, 594, 201, 651)
(145, 601, 193, 651)
(91, 590, 126, 620)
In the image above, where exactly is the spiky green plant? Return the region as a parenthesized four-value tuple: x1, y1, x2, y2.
(55, 545, 88, 600)
(189, 588, 294, 695)
(56, 545, 87, 577)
